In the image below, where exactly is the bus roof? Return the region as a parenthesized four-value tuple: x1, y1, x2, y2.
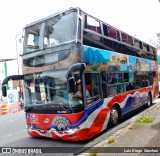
(25, 7, 80, 28)
(24, 7, 156, 49)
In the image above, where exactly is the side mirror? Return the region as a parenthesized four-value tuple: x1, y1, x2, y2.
(2, 86, 7, 97)
(2, 74, 24, 97)
(67, 77, 76, 93)
(66, 63, 86, 79)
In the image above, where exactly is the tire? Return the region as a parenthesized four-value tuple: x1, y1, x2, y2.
(146, 93, 152, 108)
(109, 106, 119, 127)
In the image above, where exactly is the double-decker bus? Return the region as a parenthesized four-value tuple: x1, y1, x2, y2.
(2, 7, 158, 141)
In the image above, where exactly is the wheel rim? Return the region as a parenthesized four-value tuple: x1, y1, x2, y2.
(110, 108, 119, 125)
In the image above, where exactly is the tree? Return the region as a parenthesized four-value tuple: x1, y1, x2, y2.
(150, 33, 160, 48)
(157, 33, 160, 48)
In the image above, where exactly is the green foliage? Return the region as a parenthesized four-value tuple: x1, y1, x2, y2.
(135, 117, 155, 123)
(89, 150, 97, 156)
(108, 137, 116, 144)
(150, 32, 160, 48)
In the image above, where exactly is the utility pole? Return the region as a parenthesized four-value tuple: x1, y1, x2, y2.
(15, 34, 23, 109)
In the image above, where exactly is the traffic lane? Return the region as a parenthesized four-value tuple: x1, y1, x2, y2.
(0, 111, 26, 145)
(1, 137, 78, 156)
(0, 111, 102, 148)
(0, 133, 88, 156)
(0, 111, 87, 149)
(0, 111, 88, 155)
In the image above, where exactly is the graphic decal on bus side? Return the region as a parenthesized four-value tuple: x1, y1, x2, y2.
(49, 115, 71, 131)
(83, 45, 155, 72)
(26, 89, 150, 140)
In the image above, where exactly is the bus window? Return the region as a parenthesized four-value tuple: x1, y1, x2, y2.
(121, 33, 133, 45)
(143, 43, 149, 52)
(117, 73, 123, 83)
(107, 72, 123, 96)
(134, 39, 142, 49)
(107, 73, 123, 84)
(134, 39, 140, 48)
(108, 26, 120, 40)
(26, 34, 40, 51)
(45, 20, 60, 47)
(86, 16, 101, 34)
(121, 33, 127, 43)
(150, 46, 155, 54)
(103, 24, 120, 41)
(85, 73, 101, 105)
(101, 72, 107, 98)
(135, 72, 143, 88)
(84, 16, 102, 43)
(103, 24, 108, 36)
(129, 72, 134, 82)
(117, 84, 123, 94)
(123, 72, 129, 82)
(108, 85, 117, 96)
(24, 23, 45, 53)
(128, 36, 133, 45)
(107, 73, 117, 84)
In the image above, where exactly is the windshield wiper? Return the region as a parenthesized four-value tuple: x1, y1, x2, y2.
(25, 106, 35, 112)
(59, 102, 72, 113)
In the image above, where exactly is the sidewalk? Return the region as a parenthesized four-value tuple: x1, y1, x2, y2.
(78, 99, 160, 156)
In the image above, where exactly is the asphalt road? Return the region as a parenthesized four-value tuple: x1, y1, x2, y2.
(0, 111, 103, 156)
(0, 101, 158, 156)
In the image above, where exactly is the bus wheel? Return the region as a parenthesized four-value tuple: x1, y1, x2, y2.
(109, 106, 119, 127)
(146, 93, 152, 108)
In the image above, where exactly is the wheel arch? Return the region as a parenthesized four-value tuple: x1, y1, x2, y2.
(144, 90, 152, 108)
(112, 103, 122, 120)
(108, 103, 122, 128)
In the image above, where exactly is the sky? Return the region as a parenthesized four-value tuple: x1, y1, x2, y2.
(0, 0, 160, 78)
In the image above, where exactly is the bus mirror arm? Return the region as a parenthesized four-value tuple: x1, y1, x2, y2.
(67, 77, 76, 93)
(2, 86, 7, 97)
(66, 63, 85, 93)
(2, 75, 24, 97)
(66, 63, 86, 79)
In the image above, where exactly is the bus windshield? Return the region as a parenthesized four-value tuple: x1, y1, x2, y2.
(24, 11, 77, 53)
(23, 69, 83, 113)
